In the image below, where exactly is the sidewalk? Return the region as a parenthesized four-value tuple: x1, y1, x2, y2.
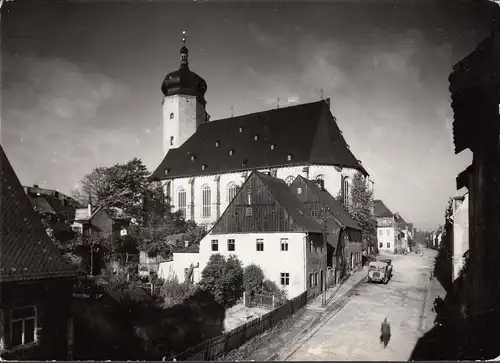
(247, 265, 368, 361)
(419, 250, 446, 335)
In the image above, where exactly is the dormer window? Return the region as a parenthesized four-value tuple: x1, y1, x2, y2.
(201, 164, 207, 171)
(254, 135, 259, 141)
(271, 144, 276, 150)
(239, 127, 244, 133)
(287, 153, 293, 161)
(215, 140, 220, 147)
(241, 159, 248, 167)
(170, 113, 174, 119)
(190, 155, 196, 161)
(228, 149, 235, 156)
(164, 168, 171, 175)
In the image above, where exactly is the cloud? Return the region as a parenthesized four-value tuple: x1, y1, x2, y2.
(242, 29, 465, 228)
(2, 56, 142, 194)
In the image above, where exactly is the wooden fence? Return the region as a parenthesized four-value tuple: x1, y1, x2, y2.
(243, 291, 275, 309)
(168, 291, 308, 361)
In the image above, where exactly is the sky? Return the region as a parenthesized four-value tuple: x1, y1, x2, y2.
(1, 0, 498, 230)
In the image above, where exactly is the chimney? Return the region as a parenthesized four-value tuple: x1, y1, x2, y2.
(184, 240, 189, 248)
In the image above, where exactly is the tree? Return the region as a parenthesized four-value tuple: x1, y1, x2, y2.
(346, 172, 378, 254)
(243, 264, 265, 296)
(198, 254, 243, 308)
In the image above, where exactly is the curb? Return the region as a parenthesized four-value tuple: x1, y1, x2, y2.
(418, 256, 435, 335)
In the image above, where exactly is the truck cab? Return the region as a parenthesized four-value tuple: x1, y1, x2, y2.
(368, 260, 392, 284)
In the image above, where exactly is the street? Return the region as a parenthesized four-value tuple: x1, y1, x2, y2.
(286, 249, 436, 361)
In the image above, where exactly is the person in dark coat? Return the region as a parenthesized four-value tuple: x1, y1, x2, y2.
(380, 317, 391, 348)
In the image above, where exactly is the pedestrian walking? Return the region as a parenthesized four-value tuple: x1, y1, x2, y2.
(380, 317, 391, 349)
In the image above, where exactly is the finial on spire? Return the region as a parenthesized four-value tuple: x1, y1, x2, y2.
(182, 30, 187, 44)
(231, 106, 234, 117)
(180, 30, 188, 66)
(277, 97, 280, 109)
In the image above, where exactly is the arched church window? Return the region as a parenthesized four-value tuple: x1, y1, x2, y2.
(343, 177, 350, 206)
(170, 113, 174, 119)
(285, 176, 294, 186)
(227, 182, 238, 202)
(315, 174, 325, 181)
(177, 187, 187, 217)
(202, 185, 211, 218)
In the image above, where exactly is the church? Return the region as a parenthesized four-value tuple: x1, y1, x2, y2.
(151, 33, 374, 227)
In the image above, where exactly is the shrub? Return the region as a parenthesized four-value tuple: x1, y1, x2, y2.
(262, 279, 288, 306)
(158, 278, 198, 308)
(199, 254, 244, 307)
(243, 264, 265, 295)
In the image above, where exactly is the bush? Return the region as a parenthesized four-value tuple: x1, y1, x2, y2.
(199, 254, 244, 308)
(243, 264, 265, 295)
(158, 278, 198, 308)
(262, 279, 288, 306)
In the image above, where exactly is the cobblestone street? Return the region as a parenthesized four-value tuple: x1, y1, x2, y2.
(286, 249, 436, 361)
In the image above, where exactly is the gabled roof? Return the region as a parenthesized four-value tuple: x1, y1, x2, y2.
(74, 206, 106, 222)
(254, 171, 323, 233)
(0, 145, 77, 283)
(152, 100, 367, 180)
(373, 200, 394, 218)
(295, 175, 361, 231)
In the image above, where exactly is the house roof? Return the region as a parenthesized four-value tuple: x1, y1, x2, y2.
(151, 100, 368, 180)
(74, 206, 105, 222)
(0, 145, 77, 283)
(254, 171, 323, 233)
(373, 200, 394, 218)
(296, 176, 361, 231)
(29, 195, 57, 214)
(174, 244, 200, 254)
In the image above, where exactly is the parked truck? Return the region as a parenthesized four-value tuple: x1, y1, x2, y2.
(367, 259, 393, 284)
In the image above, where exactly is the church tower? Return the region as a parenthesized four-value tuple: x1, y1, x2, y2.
(161, 31, 208, 156)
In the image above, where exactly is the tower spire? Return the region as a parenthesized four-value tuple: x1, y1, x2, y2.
(180, 30, 188, 66)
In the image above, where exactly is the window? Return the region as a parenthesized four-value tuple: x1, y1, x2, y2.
(316, 174, 325, 181)
(270, 144, 276, 150)
(379, 243, 383, 248)
(343, 177, 350, 206)
(378, 229, 382, 236)
(10, 306, 36, 347)
(285, 176, 294, 186)
(280, 272, 290, 286)
(297, 187, 302, 195)
(170, 136, 174, 146)
(254, 135, 259, 141)
(190, 154, 196, 161)
(228, 149, 234, 156)
(177, 187, 187, 216)
(314, 272, 318, 286)
(245, 207, 253, 216)
(202, 185, 211, 218)
(215, 140, 220, 147)
(211, 240, 219, 251)
(309, 273, 313, 288)
(386, 229, 390, 236)
(387, 243, 390, 248)
(256, 239, 264, 251)
(170, 112, 174, 119)
(311, 209, 318, 218)
(287, 153, 293, 161)
(227, 182, 238, 202)
(228, 239, 235, 251)
(280, 238, 288, 251)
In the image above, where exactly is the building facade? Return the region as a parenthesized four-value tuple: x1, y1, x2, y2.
(374, 200, 398, 253)
(152, 35, 374, 229)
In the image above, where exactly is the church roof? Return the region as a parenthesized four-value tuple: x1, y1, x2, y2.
(295, 175, 361, 231)
(373, 199, 394, 218)
(0, 145, 77, 282)
(152, 99, 367, 180)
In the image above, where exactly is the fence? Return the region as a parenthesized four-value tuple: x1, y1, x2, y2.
(169, 291, 308, 361)
(243, 291, 275, 309)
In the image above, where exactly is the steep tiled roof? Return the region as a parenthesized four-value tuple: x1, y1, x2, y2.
(0, 145, 77, 282)
(373, 200, 394, 218)
(255, 171, 323, 233)
(152, 100, 367, 180)
(296, 176, 361, 231)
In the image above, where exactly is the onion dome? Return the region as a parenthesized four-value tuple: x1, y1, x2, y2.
(161, 31, 207, 106)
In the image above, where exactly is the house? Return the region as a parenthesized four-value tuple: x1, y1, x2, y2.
(452, 194, 469, 282)
(194, 171, 327, 300)
(0, 145, 78, 360)
(395, 213, 409, 253)
(449, 23, 500, 326)
(151, 34, 374, 228)
(71, 205, 114, 241)
(373, 200, 398, 254)
(158, 244, 199, 283)
(290, 175, 363, 285)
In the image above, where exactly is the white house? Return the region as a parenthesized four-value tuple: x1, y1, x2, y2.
(158, 244, 200, 283)
(151, 34, 374, 229)
(374, 200, 398, 254)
